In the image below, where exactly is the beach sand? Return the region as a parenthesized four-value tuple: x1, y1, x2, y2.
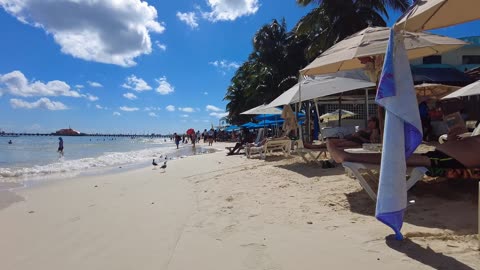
(0, 144, 478, 269)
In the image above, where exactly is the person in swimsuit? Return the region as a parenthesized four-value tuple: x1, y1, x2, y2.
(57, 137, 64, 156)
(304, 116, 380, 149)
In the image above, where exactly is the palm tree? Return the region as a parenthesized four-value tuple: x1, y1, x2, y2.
(295, 0, 411, 59)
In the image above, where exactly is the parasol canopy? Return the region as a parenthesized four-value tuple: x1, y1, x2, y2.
(240, 104, 282, 115)
(442, 80, 480, 99)
(266, 76, 375, 108)
(414, 83, 460, 99)
(395, 0, 480, 32)
(300, 27, 466, 77)
(320, 109, 356, 122)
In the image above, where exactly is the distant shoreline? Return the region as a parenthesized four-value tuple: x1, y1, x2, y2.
(1, 133, 171, 137)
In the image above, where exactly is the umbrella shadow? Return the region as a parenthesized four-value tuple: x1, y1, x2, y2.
(345, 178, 478, 235)
(275, 163, 345, 178)
(385, 236, 476, 270)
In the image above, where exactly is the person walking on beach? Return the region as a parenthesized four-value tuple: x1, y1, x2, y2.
(174, 133, 181, 149)
(57, 137, 64, 156)
(208, 128, 214, 146)
(203, 129, 207, 143)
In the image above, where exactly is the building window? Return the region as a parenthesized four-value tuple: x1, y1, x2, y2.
(462, 55, 480, 65)
(422, 55, 442, 64)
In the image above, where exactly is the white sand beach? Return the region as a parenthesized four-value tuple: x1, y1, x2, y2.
(0, 145, 478, 269)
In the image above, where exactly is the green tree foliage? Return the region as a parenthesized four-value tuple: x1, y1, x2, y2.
(224, 1, 410, 124)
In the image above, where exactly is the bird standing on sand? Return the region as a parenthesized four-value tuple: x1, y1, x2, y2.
(160, 161, 167, 172)
(152, 159, 158, 168)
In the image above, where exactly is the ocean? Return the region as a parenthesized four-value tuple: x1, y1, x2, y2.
(0, 136, 213, 182)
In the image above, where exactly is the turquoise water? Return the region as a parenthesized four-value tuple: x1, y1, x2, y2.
(0, 136, 210, 181)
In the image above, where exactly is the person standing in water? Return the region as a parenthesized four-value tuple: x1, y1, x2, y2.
(57, 137, 64, 156)
(174, 133, 181, 149)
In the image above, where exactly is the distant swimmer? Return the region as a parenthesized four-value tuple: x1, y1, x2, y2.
(8, 140, 12, 144)
(57, 137, 64, 156)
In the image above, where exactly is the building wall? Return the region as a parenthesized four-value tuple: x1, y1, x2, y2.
(410, 36, 480, 71)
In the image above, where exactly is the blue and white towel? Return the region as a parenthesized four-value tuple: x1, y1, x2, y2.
(375, 29, 423, 240)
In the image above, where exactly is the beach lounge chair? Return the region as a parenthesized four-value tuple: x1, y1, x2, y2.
(294, 140, 326, 165)
(226, 128, 265, 155)
(246, 138, 291, 159)
(439, 124, 480, 144)
(326, 141, 428, 201)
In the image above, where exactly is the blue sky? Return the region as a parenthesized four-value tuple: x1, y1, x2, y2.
(0, 1, 479, 134)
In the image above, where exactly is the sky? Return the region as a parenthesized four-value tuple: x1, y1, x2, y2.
(1, 1, 480, 134)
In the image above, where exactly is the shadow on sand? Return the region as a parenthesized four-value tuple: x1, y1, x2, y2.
(385, 236, 476, 270)
(346, 178, 479, 235)
(275, 163, 345, 178)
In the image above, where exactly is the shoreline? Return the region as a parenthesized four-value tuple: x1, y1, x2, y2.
(0, 142, 220, 187)
(0, 146, 477, 269)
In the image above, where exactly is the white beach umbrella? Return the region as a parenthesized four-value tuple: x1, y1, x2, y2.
(320, 109, 356, 122)
(240, 104, 282, 115)
(395, 0, 480, 32)
(266, 76, 375, 108)
(442, 80, 480, 99)
(300, 27, 466, 78)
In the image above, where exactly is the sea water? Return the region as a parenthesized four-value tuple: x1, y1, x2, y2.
(0, 136, 211, 182)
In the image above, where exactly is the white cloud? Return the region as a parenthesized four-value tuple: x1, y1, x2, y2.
(113, 111, 121, 116)
(0, 70, 81, 97)
(84, 93, 98, 101)
(95, 104, 103, 109)
(119, 106, 139, 112)
(178, 107, 194, 113)
(203, 91, 208, 95)
(165, 105, 175, 112)
(206, 105, 222, 112)
(10, 97, 68, 110)
(87, 81, 103, 88)
(181, 114, 189, 118)
(75, 84, 84, 89)
(144, 106, 161, 111)
(202, 0, 259, 22)
(155, 76, 174, 95)
(210, 112, 228, 118)
(0, 0, 165, 67)
(209, 60, 240, 73)
(148, 112, 158, 117)
(122, 75, 152, 92)
(176, 11, 199, 29)
(155, 41, 167, 51)
(123, 92, 138, 100)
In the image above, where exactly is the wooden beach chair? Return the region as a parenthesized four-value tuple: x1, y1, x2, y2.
(246, 138, 291, 159)
(294, 140, 326, 165)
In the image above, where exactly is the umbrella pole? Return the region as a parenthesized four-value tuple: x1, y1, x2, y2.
(298, 74, 303, 141)
(314, 98, 322, 141)
(365, 89, 370, 128)
(338, 94, 343, 127)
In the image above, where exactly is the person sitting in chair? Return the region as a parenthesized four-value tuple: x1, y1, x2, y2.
(304, 116, 380, 149)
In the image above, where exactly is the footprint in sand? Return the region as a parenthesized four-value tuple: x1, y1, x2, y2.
(325, 225, 339, 231)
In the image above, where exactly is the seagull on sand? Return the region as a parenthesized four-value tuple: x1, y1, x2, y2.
(160, 161, 167, 172)
(152, 159, 158, 168)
